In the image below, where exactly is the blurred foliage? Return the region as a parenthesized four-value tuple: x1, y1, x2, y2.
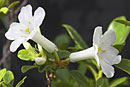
(0, 68, 27, 87)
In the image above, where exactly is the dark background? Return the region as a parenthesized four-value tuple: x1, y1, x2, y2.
(1, 0, 130, 87)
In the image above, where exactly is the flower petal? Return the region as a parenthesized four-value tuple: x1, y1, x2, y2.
(18, 4, 33, 25)
(69, 47, 95, 62)
(93, 26, 102, 45)
(100, 60, 114, 78)
(10, 38, 26, 52)
(102, 46, 119, 56)
(94, 45, 100, 66)
(5, 22, 27, 40)
(112, 55, 121, 65)
(99, 52, 121, 65)
(33, 7, 45, 29)
(100, 29, 116, 46)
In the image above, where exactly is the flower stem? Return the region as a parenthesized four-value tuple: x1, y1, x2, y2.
(53, 51, 60, 65)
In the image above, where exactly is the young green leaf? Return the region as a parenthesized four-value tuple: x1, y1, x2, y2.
(18, 49, 37, 61)
(54, 34, 70, 50)
(8, 1, 20, 9)
(110, 77, 128, 87)
(115, 59, 130, 75)
(0, 0, 8, 8)
(0, 7, 8, 14)
(0, 68, 6, 81)
(71, 70, 87, 85)
(3, 71, 14, 85)
(62, 24, 88, 49)
(108, 16, 130, 46)
(16, 76, 27, 87)
(21, 65, 37, 73)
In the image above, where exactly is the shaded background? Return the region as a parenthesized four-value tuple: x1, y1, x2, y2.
(1, 0, 130, 87)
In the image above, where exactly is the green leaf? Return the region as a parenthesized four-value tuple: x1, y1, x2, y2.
(58, 50, 71, 59)
(56, 69, 70, 81)
(54, 34, 70, 50)
(96, 78, 104, 87)
(96, 77, 109, 87)
(3, 71, 14, 85)
(78, 63, 87, 75)
(71, 70, 87, 85)
(8, 1, 19, 9)
(0, 68, 6, 81)
(18, 49, 37, 61)
(108, 16, 130, 46)
(115, 59, 130, 75)
(21, 65, 37, 73)
(110, 77, 128, 87)
(115, 20, 130, 26)
(0, 7, 8, 14)
(62, 24, 88, 49)
(0, 0, 8, 8)
(38, 61, 56, 73)
(16, 76, 27, 87)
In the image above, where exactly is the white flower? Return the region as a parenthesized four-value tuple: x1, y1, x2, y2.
(5, 5, 58, 53)
(69, 26, 121, 78)
(35, 57, 46, 65)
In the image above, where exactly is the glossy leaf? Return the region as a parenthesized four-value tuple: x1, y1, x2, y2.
(71, 70, 87, 85)
(54, 34, 70, 50)
(0, 68, 6, 81)
(16, 76, 27, 87)
(115, 59, 130, 75)
(62, 24, 88, 49)
(21, 65, 37, 73)
(8, 1, 19, 9)
(108, 16, 130, 46)
(115, 20, 130, 26)
(110, 77, 128, 87)
(18, 49, 37, 61)
(3, 71, 14, 85)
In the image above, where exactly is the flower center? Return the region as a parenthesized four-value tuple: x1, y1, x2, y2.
(25, 28, 31, 33)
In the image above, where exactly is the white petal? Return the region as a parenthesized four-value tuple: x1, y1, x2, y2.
(100, 29, 116, 46)
(33, 7, 45, 29)
(100, 60, 114, 78)
(70, 47, 95, 62)
(94, 45, 100, 66)
(93, 26, 102, 45)
(102, 46, 119, 56)
(18, 4, 33, 25)
(5, 22, 27, 40)
(10, 38, 26, 52)
(99, 52, 121, 65)
(112, 55, 121, 65)
(31, 31, 58, 53)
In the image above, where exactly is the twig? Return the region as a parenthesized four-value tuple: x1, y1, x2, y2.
(0, 48, 10, 65)
(14, 0, 28, 15)
(46, 71, 51, 87)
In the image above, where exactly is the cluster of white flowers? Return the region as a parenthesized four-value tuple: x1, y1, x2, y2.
(5, 5, 121, 78)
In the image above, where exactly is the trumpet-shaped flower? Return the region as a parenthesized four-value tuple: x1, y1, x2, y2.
(5, 5, 58, 53)
(70, 26, 121, 78)
(35, 57, 46, 65)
